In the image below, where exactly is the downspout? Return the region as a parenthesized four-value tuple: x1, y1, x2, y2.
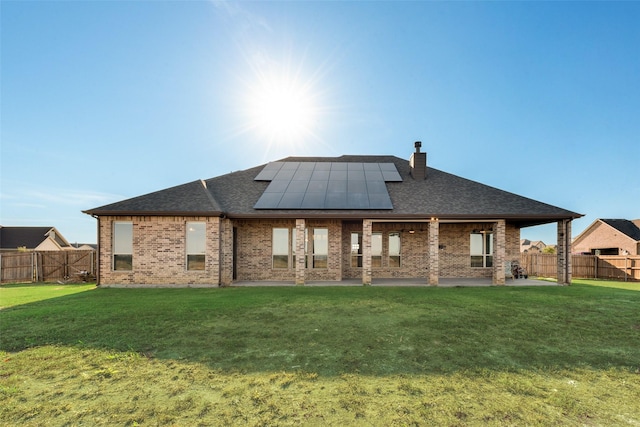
(92, 214, 101, 286)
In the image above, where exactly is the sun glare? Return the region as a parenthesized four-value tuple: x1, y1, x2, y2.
(248, 75, 317, 144)
(230, 46, 331, 158)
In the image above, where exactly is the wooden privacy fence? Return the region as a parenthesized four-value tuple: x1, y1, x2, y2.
(0, 250, 96, 283)
(521, 253, 640, 282)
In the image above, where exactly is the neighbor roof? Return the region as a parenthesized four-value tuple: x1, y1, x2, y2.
(600, 219, 640, 241)
(0, 226, 67, 250)
(84, 155, 582, 227)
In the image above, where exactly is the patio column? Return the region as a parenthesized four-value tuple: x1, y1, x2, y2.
(295, 219, 306, 285)
(219, 217, 234, 287)
(362, 219, 372, 285)
(428, 218, 439, 286)
(557, 219, 572, 285)
(493, 220, 506, 285)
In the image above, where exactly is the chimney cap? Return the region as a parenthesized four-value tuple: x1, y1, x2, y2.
(414, 141, 422, 152)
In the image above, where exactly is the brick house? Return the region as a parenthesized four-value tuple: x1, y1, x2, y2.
(520, 239, 547, 253)
(84, 143, 582, 287)
(572, 218, 640, 255)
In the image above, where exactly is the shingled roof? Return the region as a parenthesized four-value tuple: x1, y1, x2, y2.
(0, 226, 70, 250)
(84, 154, 582, 227)
(600, 219, 640, 241)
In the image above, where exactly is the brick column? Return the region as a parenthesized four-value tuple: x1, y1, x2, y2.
(557, 219, 572, 285)
(362, 219, 372, 285)
(493, 220, 506, 285)
(219, 217, 233, 287)
(428, 219, 439, 286)
(295, 219, 306, 285)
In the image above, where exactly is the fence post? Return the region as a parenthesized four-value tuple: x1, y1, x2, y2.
(625, 257, 628, 282)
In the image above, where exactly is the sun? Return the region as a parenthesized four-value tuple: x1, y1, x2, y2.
(247, 74, 317, 144)
(229, 46, 330, 157)
(244, 68, 320, 149)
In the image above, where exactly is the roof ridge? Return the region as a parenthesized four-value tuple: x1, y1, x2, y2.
(199, 179, 222, 211)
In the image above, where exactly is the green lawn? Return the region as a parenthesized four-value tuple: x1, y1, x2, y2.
(1, 279, 639, 426)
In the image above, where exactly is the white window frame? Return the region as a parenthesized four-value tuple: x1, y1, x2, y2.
(272, 228, 290, 269)
(351, 232, 363, 268)
(311, 228, 328, 269)
(113, 221, 133, 271)
(372, 232, 382, 268)
(389, 232, 401, 268)
(470, 232, 493, 268)
(186, 222, 206, 271)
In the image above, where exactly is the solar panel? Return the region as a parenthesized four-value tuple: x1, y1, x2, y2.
(253, 161, 401, 209)
(255, 162, 285, 180)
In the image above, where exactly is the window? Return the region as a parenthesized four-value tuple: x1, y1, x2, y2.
(272, 228, 289, 268)
(312, 228, 328, 268)
(351, 232, 362, 267)
(372, 232, 382, 267)
(389, 232, 401, 267)
(113, 222, 133, 271)
(471, 232, 493, 267)
(186, 222, 206, 270)
(272, 227, 298, 268)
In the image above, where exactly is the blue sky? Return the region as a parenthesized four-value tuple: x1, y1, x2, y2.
(2, 1, 639, 245)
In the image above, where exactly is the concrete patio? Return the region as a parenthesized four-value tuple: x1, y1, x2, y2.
(231, 277, 559, 287)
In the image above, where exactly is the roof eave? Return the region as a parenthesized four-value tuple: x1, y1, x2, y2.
(82, 210, 224, 217)
(225, 211, 583, 224)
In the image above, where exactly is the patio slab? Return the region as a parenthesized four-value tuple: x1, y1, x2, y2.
(231, 277, 559, 287)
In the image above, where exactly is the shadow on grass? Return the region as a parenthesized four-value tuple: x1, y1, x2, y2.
(1, 284, 639, 376)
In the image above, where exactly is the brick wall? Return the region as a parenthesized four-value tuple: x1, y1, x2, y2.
(98, 216, 221, 286)
(233, 219, 343, 282)
(439, 222, 520, 278)
(98, 217, 521, 286)
(342, 222, 434, 281)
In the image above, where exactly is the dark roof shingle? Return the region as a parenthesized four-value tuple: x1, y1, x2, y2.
(601, 219, 640, 241)
(0, 226, 54, 249)
(84, 180, 221, 215)
(85, 154, 582, 227)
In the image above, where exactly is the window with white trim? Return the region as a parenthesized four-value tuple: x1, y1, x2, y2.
(351, 232, 363, 267)
(272, 228, 290, 268)
(389, 232, 401, 267)
(113, 222, 133, 271)
(372, 232, 382, 267)
(272, 227, 298, 268)
(312, 228, 328, 268)
(470, 232, 493, 267)
(186, 222, 206, 270)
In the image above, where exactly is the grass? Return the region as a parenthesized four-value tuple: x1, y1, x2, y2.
(1, 279, 639, 425)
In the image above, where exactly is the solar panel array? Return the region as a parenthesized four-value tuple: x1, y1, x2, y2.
(254, 162, 402, 210)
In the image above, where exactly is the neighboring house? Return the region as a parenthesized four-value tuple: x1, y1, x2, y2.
(71, 243, 98, 251)
(84, 143, 582, 287)
(0, 226, 74, 252)
(572, 219, 640, 255)
(520, 239, 547, 253)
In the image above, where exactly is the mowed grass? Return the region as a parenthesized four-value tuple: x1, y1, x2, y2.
(1, 280, 639, 426)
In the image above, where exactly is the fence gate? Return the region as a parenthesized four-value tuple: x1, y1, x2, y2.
(0, 250, 96, 283)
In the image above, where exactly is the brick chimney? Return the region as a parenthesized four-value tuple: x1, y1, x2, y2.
(409, 141, 427, 180)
